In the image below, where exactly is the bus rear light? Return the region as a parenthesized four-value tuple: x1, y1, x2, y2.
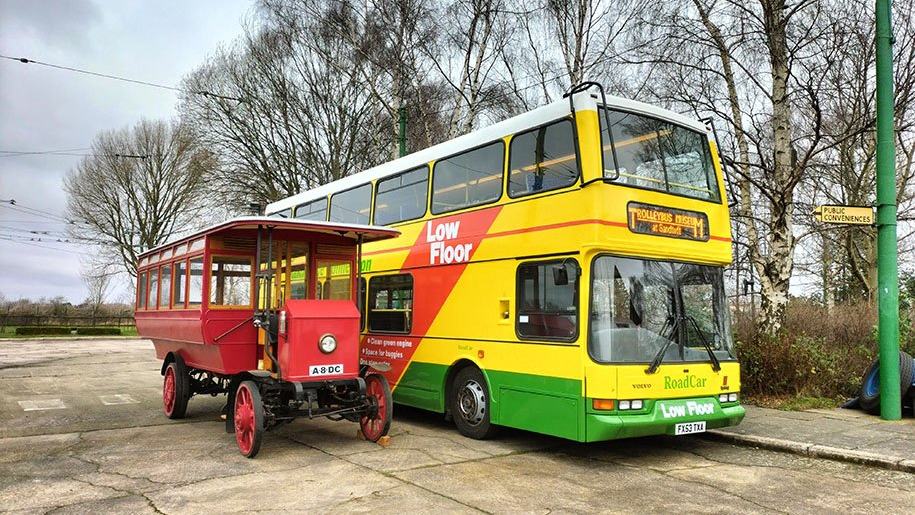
(592, 399, 615, 410)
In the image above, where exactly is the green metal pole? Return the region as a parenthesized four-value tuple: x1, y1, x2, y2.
(398, 106, 407, 157)
(875, 0, 901, 420)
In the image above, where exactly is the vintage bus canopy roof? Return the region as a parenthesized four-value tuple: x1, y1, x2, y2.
(137, 216, 400, 259)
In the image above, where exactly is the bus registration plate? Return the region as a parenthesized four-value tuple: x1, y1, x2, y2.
(675, 421, 706, 435)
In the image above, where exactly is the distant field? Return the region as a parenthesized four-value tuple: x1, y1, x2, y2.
(0, 326, 138, 338)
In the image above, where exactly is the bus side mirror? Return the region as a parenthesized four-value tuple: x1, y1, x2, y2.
(553, 266, 569, 286)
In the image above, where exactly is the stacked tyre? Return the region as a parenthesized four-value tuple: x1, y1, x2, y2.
(858, 350, 915, 414)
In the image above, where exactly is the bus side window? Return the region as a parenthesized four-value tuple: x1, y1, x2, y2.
(367, 274, 413, 333)
(149, 268, 159, 309)
(508, 119, 578, 197)
(137, 271, 147, 310)
(210, 256, 253, 307)
(516, 261, 578, 341)
(188, 258, 204, 306)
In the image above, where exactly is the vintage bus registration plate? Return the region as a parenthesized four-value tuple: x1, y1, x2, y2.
(309, 364, 343, 377)
(674, 421, 706, 435)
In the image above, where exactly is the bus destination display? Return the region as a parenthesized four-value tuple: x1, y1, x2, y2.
(627, 202, 709, 242)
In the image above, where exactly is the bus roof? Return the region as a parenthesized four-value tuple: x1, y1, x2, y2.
(137, 216, 400, 259)
(266, 91, 709, 216)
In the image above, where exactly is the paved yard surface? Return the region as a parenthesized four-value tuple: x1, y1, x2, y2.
(1, 338, 914, 514)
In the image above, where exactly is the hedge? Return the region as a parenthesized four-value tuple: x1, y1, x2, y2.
(75, 327, 122, 336)
(14, 326, 73, 336)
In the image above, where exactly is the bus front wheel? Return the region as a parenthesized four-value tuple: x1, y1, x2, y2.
(450, 367, 498, 440)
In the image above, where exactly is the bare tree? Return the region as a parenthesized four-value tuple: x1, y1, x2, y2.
(81, 264, 113, 318)
(64, 119, 212, 277)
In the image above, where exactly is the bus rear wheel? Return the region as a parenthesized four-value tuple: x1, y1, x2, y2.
(450, 367, 498, 440)
(163, 359, 189, 419)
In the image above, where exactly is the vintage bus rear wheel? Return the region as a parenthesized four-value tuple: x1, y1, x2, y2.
(451, 367, 497, 440)
(360, 374, 393, 442)
(234, 381, 264, 458)
(162, 360, 189, 419)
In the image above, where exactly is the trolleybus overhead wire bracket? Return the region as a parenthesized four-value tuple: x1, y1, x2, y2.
(564, 81, 620, 183)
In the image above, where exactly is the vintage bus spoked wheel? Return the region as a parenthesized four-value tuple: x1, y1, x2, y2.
(162, 360, 189, 419)
(360, 374, 392, 442)
(233, 381, 264, 458)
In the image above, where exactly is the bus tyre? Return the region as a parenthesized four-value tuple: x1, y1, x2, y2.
(163, 359, 190, 419)
(234, 381, 264, 458)
(451, 367, 498, 440)
(859, 351, 914, 415)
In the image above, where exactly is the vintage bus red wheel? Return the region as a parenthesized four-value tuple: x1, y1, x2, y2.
(162, 361, 189, 419)
(233, 381, 264, 458)
(360, 374, 392, 442)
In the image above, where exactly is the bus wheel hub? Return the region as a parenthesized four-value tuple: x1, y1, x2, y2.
(458, 380, 486, 426)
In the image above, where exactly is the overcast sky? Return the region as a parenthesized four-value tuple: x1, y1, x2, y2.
(0, 0, 252, 303)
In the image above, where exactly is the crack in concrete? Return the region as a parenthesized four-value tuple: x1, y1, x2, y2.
(281, 433, 490, 514)
(660, 465, 788, 514)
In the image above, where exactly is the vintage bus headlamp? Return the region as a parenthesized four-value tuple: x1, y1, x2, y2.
(619, 400, 631, 410)
(318, 334, 337, 354)
(631, 400, 643, 410)
(278, 311, 287, 335)
(719, 394, 729, 403)
(728, 393, 738, 403)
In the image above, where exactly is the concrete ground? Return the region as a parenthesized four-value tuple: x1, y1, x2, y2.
(1, 339, 913, 514)
(712, 405, 915, 472)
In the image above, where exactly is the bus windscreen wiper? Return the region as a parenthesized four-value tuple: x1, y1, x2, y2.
(645, 315, 678, 374)
(684, 315, 721, 372)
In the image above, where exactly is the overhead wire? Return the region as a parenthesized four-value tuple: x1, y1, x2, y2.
(0, 54, 245, 102)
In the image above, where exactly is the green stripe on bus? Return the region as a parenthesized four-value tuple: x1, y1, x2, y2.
(394, 360, 584, 440)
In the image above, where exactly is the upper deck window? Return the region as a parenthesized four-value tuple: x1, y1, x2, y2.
(374, 167, 428, 225)
(432, 141, 504, 214)
(600, 108, 720, 202)
(330, 184, 371, 225)
(271, 208, 292, 218)
(295, 198, 328, 221)
(508, 119, 578, 197)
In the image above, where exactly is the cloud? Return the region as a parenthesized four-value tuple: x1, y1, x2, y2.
(0, 0, 251, 303)
(0, 0, 102, 52)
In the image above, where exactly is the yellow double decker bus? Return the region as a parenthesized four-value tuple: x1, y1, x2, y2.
(266, 83, 744, 441)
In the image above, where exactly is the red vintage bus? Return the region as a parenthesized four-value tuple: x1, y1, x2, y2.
(134, 216, 399, 457)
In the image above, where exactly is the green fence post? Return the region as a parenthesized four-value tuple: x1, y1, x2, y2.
(875, 0, 902, 420)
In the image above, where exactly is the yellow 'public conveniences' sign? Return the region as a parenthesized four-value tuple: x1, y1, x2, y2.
(813, 205, 875, 225)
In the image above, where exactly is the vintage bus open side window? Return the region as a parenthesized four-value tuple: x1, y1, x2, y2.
(209, 256, 254, 308)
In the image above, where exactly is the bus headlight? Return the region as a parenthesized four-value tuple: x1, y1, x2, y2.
(318, 334, 337, 354)
(728, 393, 738, 402)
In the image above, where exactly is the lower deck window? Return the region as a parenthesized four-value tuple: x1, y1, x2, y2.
(210, 256, 252, 307)
(517, 261, 578, 340)
(368, 274, 413, 333)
